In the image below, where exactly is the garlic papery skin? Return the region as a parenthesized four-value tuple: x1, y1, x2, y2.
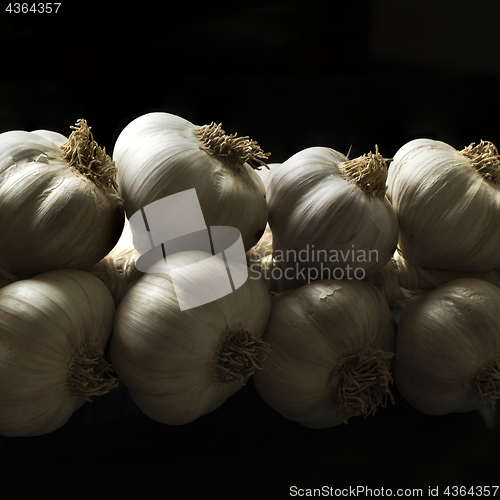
(110, 250, 272, 425)
(88, 218, 143, 307)
(267, 146, 399, 280)
(393, 278, 500, 415)
(112, 112, 269, 251)
(0, 120, 124, 274)
(0, 270, 117, 437)
(393, 249, 500, 294)
(246, 225, 303, 294)
(387, 138, 500, 272)
(254, 162, 282, 193)
(364, 255, 413, 308)
(366, 249, 500, 309)
(253, 279, 395, 428)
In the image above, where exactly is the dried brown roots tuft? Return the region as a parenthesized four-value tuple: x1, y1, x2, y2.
(61, 119, 118, 190)
(459, 140, 500, 185)
(213, 328, 271, 384)
(196, 122, 270, 170)
(469, 357, 500, 408)
(67, 342, 119, 402)
(339, 145, 391, 197)
(329, 348, 395, 423)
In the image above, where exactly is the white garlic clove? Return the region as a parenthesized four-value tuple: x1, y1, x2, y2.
(267, 146, 399, 281)
(387, 138, 500, 272)
(393, 278, 500, 415)
(112, 112, 269, 252)
(254, 279, 395, 428)
(110, 249, 272, 425)
(0, 270, 117, 437)
(0, 120, 125, 274)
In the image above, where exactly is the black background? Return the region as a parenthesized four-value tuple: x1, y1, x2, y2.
(1, 1, 500, 499)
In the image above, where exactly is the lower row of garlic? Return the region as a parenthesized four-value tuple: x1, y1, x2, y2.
(1, 243, 499, 436)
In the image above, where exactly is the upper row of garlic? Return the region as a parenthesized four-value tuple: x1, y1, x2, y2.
(2, 113, 499, 281)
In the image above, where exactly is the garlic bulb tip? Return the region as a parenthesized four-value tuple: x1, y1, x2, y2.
(339, 144, 391, 197)
(67, 342, 119, 402)
(213, 328, 271, 385)
(60, 118, 118, 190)
(195, 121, 270, 170)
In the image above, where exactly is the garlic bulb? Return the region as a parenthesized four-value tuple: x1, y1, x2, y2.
(110, 250, 272, 425)
(253, 279, 395, 428)
(112, 112, 270, 251)
(267, 146, 399, 281)
(394, 278, 500, 415)
(387, 139, 500, 272)
(0, 120, 124, 274)
(88, 218, 143, 307)
(0, 270, 117, 437)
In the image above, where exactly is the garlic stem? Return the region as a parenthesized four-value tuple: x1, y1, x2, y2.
(339, 145, 390, 197)
(196, 122, 270, 169)
(60, 119, 117, 190)
(329, 348, 395, 422)
(213, 328, 271, 384)
(67, 342, 118, 402)
(469, 357, 500, 408)
(459, 140, 500, 184)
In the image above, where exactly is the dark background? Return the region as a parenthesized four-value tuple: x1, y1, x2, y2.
(1, 1, 500, 499)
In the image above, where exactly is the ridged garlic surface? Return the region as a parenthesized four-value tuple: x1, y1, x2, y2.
(112, 112, 269, 251)
(268, 146, 398, 279)
(393, 278, 500, 415)
(253, 279, 395, 428)
(110, 250, 272, 425)
(0, 270, 117, 437)
(387, 138, 500, 272)
(0, 120, 124, 275)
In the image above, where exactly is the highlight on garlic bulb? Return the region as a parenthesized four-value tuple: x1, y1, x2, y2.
(254, 162, 282, 192)
(110, 250, 272, 425)
(112, 112, 270, 251)
(253, 279, 395, 428)
(0, 270, 117, 437)
(393, 278, 500, 415)
(0, 119, 124, 275)
(0, 269, 32, 290)
(387, 138, 500, 272)
(267, 146, 399, 282)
